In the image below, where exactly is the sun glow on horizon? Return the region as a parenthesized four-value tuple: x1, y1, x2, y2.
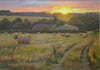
(51, 6, 71, 14)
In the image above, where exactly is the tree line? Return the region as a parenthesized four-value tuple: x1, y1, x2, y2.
(0, 16, 66, 31)
(0, 12, 99, 33)
(68, 13, 99, 31)
(0, 18, 32, 30)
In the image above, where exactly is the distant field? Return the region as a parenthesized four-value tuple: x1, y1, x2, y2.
(0, 16, 53, 22)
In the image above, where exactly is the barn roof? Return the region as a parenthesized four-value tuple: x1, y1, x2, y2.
(32, 24, 56, 30)
(55, 24, 79, 30)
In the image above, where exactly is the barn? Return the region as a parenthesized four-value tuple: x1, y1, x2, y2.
(55, 24, 79, 30)
(32, 24, 56, 30)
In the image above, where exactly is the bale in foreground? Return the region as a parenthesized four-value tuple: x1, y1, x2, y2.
(13, 33, 18, 39)
(18, 34, 31, 44)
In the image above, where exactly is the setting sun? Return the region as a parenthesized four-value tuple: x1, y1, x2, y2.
(51, 6, 70, 14)
(57, 8, 69, 14)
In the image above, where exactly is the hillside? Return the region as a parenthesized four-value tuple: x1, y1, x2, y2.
(68, 12, 99, 31)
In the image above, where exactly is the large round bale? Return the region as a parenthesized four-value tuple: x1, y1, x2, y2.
(18, 33, 31, 44)
(23, 34, 31, 44)
(13, 33, 18, 39)
(18, 34, 24, 44)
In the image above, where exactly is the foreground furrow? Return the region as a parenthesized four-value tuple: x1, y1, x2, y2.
(81, 41, 94, 70)
(51, 43, 76, 70)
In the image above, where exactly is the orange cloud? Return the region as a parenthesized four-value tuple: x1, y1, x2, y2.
(14, 1, 99, 13)
(15, 5, 53, 12)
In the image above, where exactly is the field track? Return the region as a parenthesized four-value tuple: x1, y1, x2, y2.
(51, 43, 76, 70)
(81, 41, 94, 70)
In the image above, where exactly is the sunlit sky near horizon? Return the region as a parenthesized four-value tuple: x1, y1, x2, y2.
(0, 0, 99, 13)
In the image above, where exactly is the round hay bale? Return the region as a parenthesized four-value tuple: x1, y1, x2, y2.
(18, 33, 31, 44)
(14, 33, 18, 39)
(18, 34, 24, 44)
(4, 32, 8, 36)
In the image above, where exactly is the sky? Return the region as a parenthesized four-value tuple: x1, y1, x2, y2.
(0, 0, 99, 13)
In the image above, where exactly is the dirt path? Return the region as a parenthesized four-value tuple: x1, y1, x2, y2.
(51, 44, 76, 70)
(81, 42, 94, 70)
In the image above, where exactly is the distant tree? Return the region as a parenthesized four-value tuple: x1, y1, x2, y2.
(52, 16, 66, 27)
(13, 17, 22, 23)
(52, 16, 58, 24)
(12, 17, 23, 29)
(0, 10, 11, 15)
(21, 19, 31, 30)
(0, 18, 11, 30)
(34, 19, 53, 24)
(0, 21, 3, 30)
(69, 13, 99, 31)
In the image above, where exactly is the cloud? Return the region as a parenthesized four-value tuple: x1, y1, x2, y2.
(14, 5, 54, 12)
(0, 0, 53, 7)
(53, 1, 99, 9)
(37, 0, 99, 1)
(0, 0, 99, 13)
(0, 0, 99, 1)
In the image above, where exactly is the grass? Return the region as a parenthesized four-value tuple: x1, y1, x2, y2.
(63, 36, 94, 70)
(0, 32, 98, 70)
(88, 32, 100, 70)
(0, 33, 82, 69)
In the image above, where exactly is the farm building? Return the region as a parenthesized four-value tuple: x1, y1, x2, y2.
(55, 24, 79, 30)
(32, 24, 56, 30)
(32, 23, 79, 30)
